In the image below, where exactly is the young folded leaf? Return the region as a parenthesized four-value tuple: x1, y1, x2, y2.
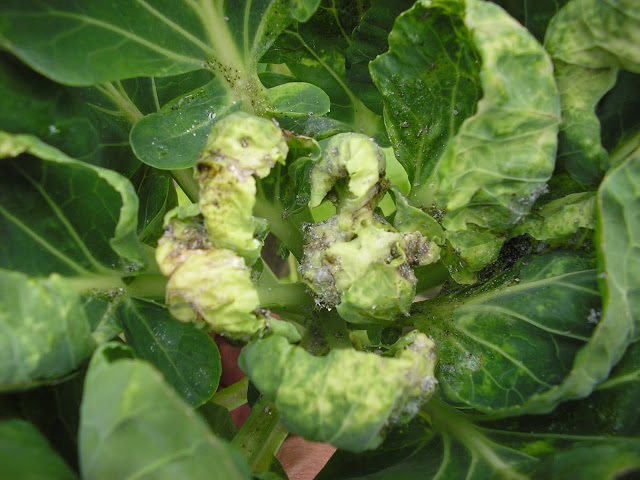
(239, 331, 437, 452)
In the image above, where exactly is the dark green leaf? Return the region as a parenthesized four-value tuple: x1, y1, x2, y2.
(130, 77, 240, 169)
(0, 1, 209, 85)
(0, 419, 77, 480)
(264, 1, 384, 137)
(79, 343, 250, 480)
(0, 132, 144, 277)
(345, 0, 415, 116)
(492, 0, 568, 42)
(0, 269, 95, 390)
(598, 70, 640, 164)
(415, 252, 602, 415)
(113, 71, 215, 116)
(0, 54, 141, 176)
(531, 443, 640, 479)
(0, 0, 317, 118)
(132, 168, 177, 245)
(318, 397, 640, 480)
(266, 82, 330, 117)
(16, 371, 86, 469)
(120, 298, 221, 407)
(198, 402, 238, 442)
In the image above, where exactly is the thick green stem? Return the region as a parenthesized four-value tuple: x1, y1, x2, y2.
(65, 275, 126, 293)
(230, 397, 289, 475)
(171, 168, 200, 202)
(257, 281, 314, 316)
(125, 273, 167, 300)
(210, 377, 249, 411)
(253, 192, 310, 261)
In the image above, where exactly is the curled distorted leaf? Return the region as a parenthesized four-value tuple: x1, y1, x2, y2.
(371, 0, 560, 277)
(309, 133, 387, 215)
(301, 134, 439, 323)
(156, 206, 263, 338)
(239, 331, 437, 452)
(545, 0, 640, 185)
(197, 112, 288, 263)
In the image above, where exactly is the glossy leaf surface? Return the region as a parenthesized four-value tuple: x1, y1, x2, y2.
(121, 298, 222, 407)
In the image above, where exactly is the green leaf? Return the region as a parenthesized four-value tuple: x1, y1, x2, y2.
(263, 1, 384, 138)
(0, 54, 141, 176)
(0, 0, 319, 114)
(545, 0, 640, 185)
(0, 419, 77, 480)
(415, 251, 603, 416)
(79, 343, 250, 480)
(120, 298, 222, 407)
(510, 191, 595, 241)
(130, 77, 240, 169)
(596, 148, 640, 347)
(132, 168, 177, 245)
(545, 0, 640, 72)
(317, 398, 640, 480)
(371, 0, 560, 276)
(373, 0, 560, 217)
(552, 62, 617, 186)
(0, 269, 95, 390)
(266, 82, 330, 117)
(0, 132, 144, 278)
(491, 0, 568, 42)
(345, 0, 416, 116)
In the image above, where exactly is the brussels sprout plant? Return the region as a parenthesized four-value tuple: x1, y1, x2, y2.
(1, 0, 640, 479)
